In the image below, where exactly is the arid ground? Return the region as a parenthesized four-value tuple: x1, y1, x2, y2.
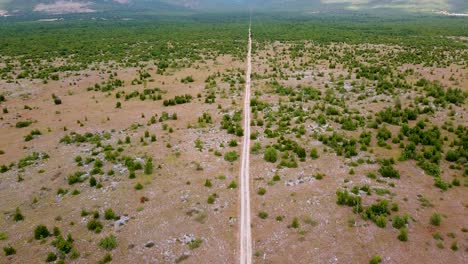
(0, 18, 467, 264)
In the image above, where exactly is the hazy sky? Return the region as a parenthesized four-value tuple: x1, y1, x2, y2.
(0, 0, 12, 8)
(0, 0, 462, 13)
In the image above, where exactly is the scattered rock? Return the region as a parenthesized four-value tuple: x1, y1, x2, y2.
(286, 176, 314, 186)
(144, 241, 155, 248)
(114, 215, 130, 229)
(178, 234, 195, 244)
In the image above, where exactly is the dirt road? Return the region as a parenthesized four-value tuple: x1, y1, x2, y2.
(239, 23, 252, 264)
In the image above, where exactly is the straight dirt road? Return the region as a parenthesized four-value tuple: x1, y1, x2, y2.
(239, 23, 252, 264)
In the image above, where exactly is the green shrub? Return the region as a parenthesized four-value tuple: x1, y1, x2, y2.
(52, 235, 73, 254)
(15, 120, 33, 128)
(377, 126, 392, 141)
(362, 200, 390, 227)
(89, 176, 97, 187)
(227, 181, 237, 189)
(272, 174, 281, 181)
(224, 151, 239, 162)
(263, 147, 278, 163)
(46, 252, 57, 262)
(251, 142, 262, 154)
(258, 211, 268, 219)
(3, 246, 16, 256)
(187, 238, 202, 250)
(204, 179, 212, 187)
(378, 159, 400, 179)
(13, 207, 24, 221)
(257, 187, 266, 196)
(70, 248, 80, 259)
(99, 235, 117, 251)
(398, 228, 408, 241)
(434, 177, 449, 191)
(290, 217, 299, 229)
(369, 255, 382, 264)
(310, 148, 319, 159)
(68, 171, 86, 185)
(134, 182, 143, 190)
(336, 190, 362, 211)
(34, 225, 50, 240)
(54, 97, 62, 105)
(392, 215, 408, 229)
(207, 194, 216, 204)
(450, 241, 458, 251)
(144, 158, 153, 175)
(181, 76, 194, 84)
(97, 253, 112, 264)
(104, 208, 117, 220)
(445, 150, 459, 162)
(375, 216, 387, 228)
(87, 219, 103, 233)
(430, 213, 442, 226)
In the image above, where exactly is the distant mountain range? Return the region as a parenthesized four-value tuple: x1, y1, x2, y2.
(0, 0, 466, 16)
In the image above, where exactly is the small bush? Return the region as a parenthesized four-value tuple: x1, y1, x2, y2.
(187, 238, 202, 250)
(3, 246, 16, 256)
(52, 235, 73, 254)
(258, 211, 268, 219)
(315, 173, 325, 180)
(227, 181, 237, 189)
(290, 217, 299, 229)
(204, 179, 212, 187)
(224, 151, 239, 162)
(46, 252, 57, 262)
(263, 147, 278, 163)
(207, 194, 216, 204)
(13, 207, 24, 221)
(68, 171, 86, 185)
(104, 208, 117, 220)
(379, 160, 400, 179)
(257, 187, 266, 196)
(430, 213, 442, 226)
(450, 241, 458, 251)
(251, 142, 262, 154)
(97, 253, 112, 264)
(369, 255, 382, 264)
(89, 176, 97, 187)
(99, 235, 117, 251)
(34, 225, 50, 240)
(272, 174, 281, 181)
(375, 216, 387, 228)
(15, 120, 33, 128)
(310, 148, 319, 159)
(144, 158, 153, 175)
(87, 219, 103, 233)
(392, 215, 408, 229)
(398, 228, 408, 241)
(181, 76, 194, 84)
(134, 182, 143, 190)
(336, 190, 362, 209)
(445, 150, 459, 162)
